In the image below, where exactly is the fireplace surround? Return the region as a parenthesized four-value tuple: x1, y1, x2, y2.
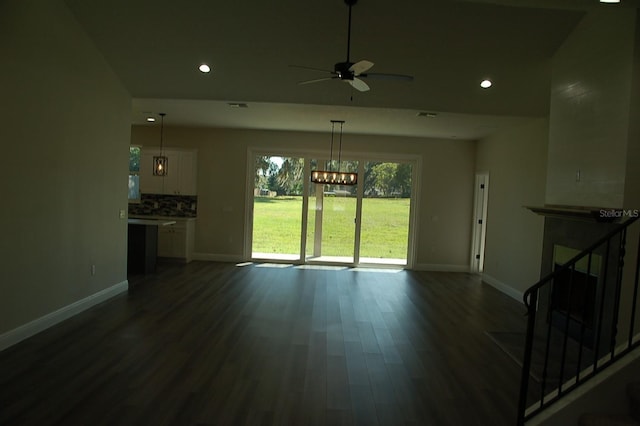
(527, 205, 623, 354)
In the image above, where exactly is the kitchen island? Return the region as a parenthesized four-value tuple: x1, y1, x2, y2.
(127, 218, 176, 274)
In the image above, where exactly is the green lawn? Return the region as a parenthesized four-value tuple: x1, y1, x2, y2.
(252, 196, 410, 259)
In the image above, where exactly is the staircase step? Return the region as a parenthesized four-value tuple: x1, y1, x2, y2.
(579, 414, 640, 426)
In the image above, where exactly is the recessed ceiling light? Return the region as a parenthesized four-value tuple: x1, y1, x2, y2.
(146, 117, 156, 122)
(199, 64, 211, 73)
(480, 79, 493, 89)
(417, 112, 438, 118)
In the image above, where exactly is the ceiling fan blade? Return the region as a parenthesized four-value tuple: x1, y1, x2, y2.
(349, 60, 374, 76)
(348, 77, 370, 92)
(360, 72, 414, 81)
(289, 64, 334, 74)
(298, 77, 337, 85)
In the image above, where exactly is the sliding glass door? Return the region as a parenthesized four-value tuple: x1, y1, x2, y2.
(249, 152, 415, 267)
(251, 155, 304, 261)
(306, 159, 358, 264)
(359, 161, 412, 266)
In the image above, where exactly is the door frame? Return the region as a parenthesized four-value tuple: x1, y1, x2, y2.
(245, 147, 421, 269)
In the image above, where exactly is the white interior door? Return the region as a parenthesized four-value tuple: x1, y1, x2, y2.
(470, 173, 489, 272)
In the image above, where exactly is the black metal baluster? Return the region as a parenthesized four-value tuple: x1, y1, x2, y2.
(610, 229, 627, 359)
(593, 240, 611, 371)
(518, 290, 538, 425)
(541, 278, 556, 403)
(576, 253, 593, 382)
(558, 264, 576, 395)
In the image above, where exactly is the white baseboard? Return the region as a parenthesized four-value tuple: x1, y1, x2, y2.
(192, 252, 244, 263)
(0, 280, 129, 352)
(413, 263, 471, 272)
(481, 274, 523, 302)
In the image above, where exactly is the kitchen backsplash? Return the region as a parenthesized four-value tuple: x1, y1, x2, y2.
(129, 194, 197, 217)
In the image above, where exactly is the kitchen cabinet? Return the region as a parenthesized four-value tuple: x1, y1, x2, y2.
(157, 219, 195, 262)
(140, 148, 197, 195)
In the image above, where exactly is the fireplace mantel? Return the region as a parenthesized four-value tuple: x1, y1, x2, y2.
(525, 205, 622, 223)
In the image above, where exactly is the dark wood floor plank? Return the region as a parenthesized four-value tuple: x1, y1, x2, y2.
(0, 262, 527, 425)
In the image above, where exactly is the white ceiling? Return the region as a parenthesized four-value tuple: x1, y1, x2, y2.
(65, 0, 639, 140)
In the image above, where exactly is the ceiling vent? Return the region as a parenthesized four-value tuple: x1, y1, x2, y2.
(417, 112, 438, 118)
(228, 102, 248, 108)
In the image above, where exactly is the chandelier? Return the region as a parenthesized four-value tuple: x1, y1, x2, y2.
(310, 120, 358, 185)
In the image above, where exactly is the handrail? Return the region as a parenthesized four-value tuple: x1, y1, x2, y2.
(517, 215, 640, 425)
(523, 216, 640, 308)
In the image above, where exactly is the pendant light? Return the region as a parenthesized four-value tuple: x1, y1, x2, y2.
(310, 120, 358, 185)
(153, 113, 168, 176)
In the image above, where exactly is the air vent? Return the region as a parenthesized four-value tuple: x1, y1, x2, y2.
(417, 112, 437, 118)
(228, 102, 248, 108)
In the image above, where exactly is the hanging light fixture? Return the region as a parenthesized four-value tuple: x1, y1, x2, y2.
(310, 120, 358, 185)
(153, 113, 168, 176)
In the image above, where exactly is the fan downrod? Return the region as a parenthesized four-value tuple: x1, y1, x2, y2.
(344, 0, 358, 5)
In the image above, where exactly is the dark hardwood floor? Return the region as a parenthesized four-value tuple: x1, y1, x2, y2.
(0, 262, 527, 425)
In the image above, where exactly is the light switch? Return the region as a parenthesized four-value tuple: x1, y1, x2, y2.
(119, 209, 126, 219)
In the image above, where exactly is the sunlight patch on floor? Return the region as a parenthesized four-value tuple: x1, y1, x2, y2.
(255, 263, 293, 268)
(295, 264, 349, 271)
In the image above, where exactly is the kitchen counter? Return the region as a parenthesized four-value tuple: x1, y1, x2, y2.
(127, 218, 177, 275)
(129, 215, 196, 222)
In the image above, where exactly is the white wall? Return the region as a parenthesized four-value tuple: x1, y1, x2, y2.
(625, 11, 640, 213)
(545, 9, 636, 208)
(0, 0, 131, 336)
(130, 126, 477, 270)
(476, 119, 548, 299)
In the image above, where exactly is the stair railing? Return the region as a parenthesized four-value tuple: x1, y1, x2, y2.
(517, 215, 640, 425)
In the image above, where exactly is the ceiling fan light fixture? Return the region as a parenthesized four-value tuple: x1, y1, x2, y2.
(198, 64, 211, 73)
(599, 0, 620, 3)
(480, 79, 493, 89)
(291, 0, 413, 92)
(146, 116, 156, 122)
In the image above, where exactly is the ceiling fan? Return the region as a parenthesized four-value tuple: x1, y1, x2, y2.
(291, 0, 414, 92)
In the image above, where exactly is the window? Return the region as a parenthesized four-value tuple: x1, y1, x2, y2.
(128, 146, 141, 202)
